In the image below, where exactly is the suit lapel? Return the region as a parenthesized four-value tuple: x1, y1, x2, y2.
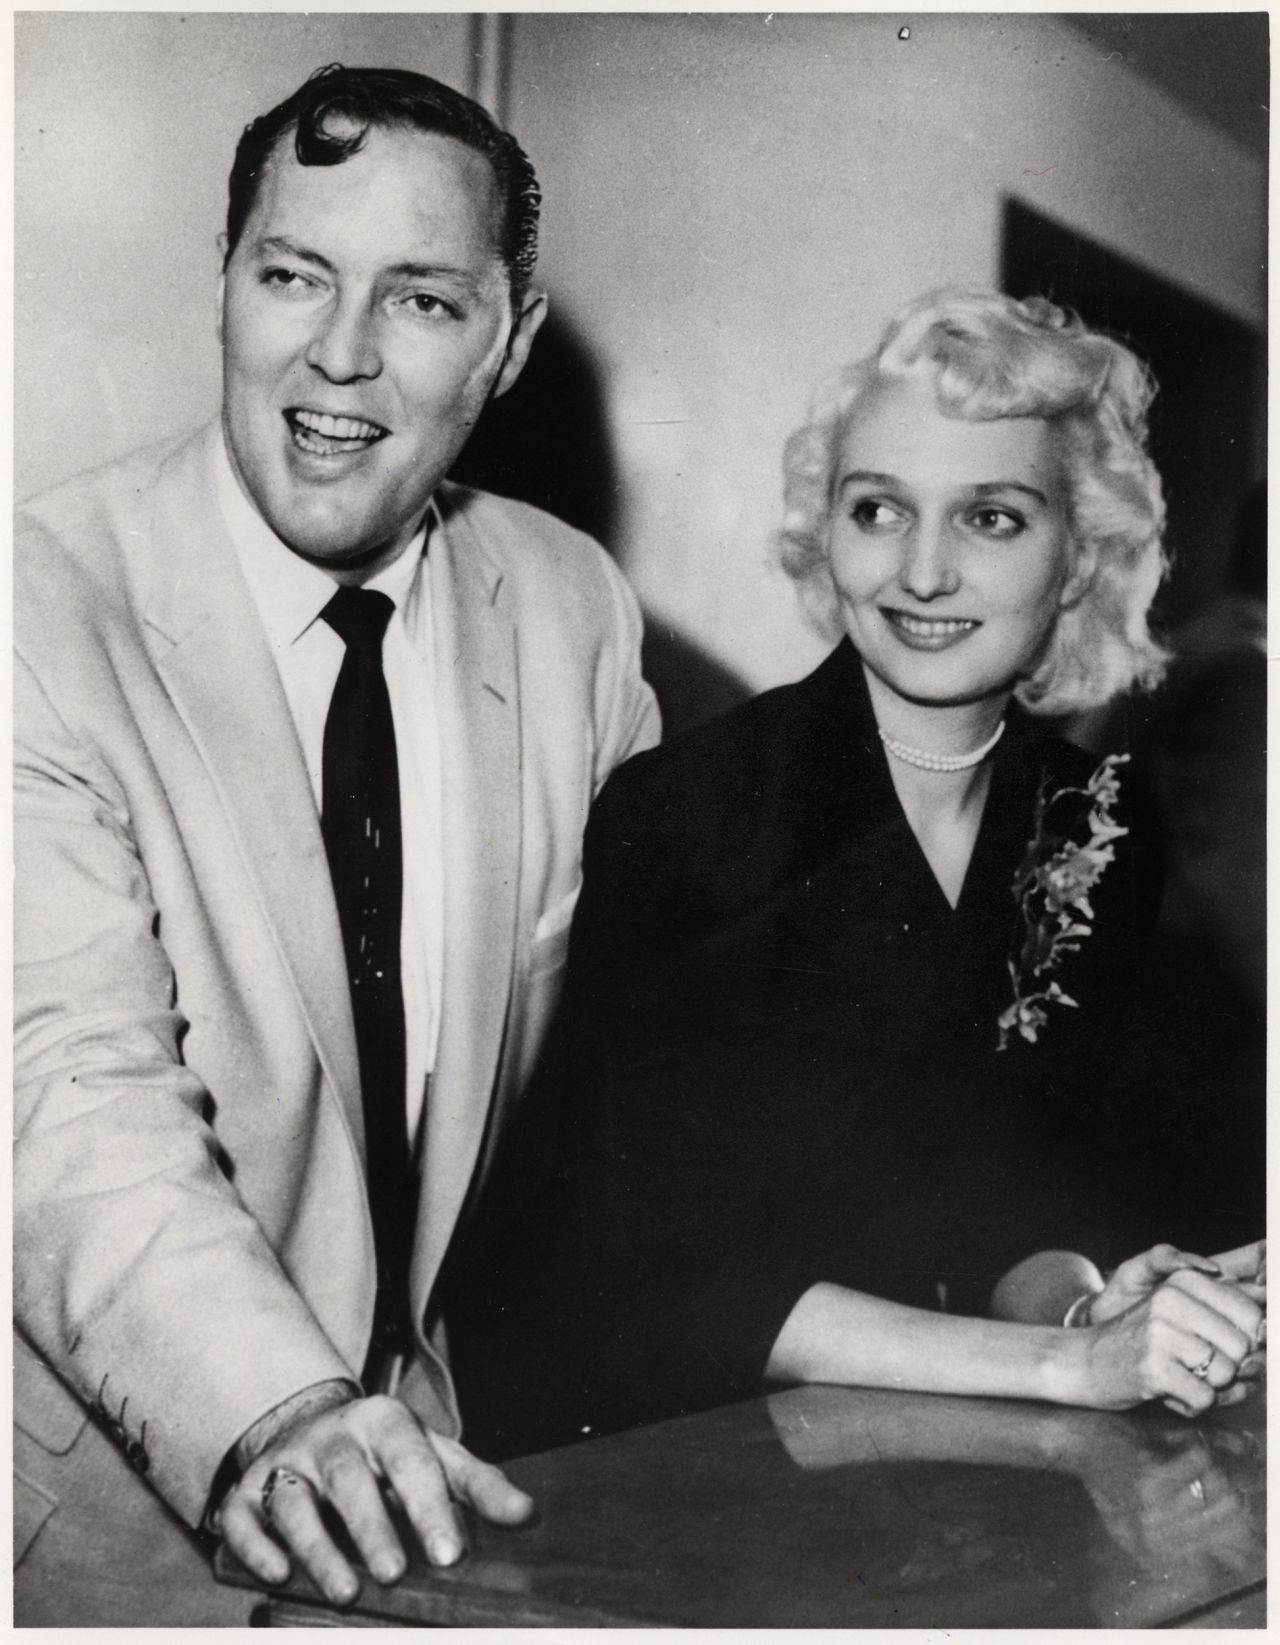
(413, 493, 520, 1307)
(142, 427, 365, 1160)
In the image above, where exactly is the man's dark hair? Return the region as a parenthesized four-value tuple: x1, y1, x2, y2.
(225, 64, 541, 301)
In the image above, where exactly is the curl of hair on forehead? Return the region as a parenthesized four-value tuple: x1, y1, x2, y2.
(778, 288, 1170, 715)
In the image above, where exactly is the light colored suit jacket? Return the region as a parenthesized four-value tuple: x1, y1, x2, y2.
(13, 423, 659, 1560)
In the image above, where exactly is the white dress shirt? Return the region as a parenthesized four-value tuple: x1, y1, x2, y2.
(216, 433, 443, 1149)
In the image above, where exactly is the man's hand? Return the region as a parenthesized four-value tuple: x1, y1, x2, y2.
(214, 1394, 534, 1607)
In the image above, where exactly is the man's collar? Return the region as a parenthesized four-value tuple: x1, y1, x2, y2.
(214, 426, 434, 652)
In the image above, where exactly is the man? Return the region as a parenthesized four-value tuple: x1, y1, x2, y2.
(14, 65, 658, 1623)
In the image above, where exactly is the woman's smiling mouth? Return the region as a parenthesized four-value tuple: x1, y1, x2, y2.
(880, 607, 981, 649)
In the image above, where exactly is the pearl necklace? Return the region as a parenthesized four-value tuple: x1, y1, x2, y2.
(878, 719, 1006, 772)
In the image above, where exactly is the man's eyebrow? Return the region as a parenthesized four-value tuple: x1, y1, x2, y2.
(837, 469, 899, 491)
(250, 239, 485, 295)
(385, 260, 484, 295)
(253, 236, 336, 273)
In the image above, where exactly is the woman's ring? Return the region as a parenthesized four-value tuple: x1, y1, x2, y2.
(1191, 1349, 1215, 1381)
(261, 1466, 305, 1519)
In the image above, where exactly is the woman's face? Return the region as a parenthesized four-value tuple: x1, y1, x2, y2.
(827, 374, 1079, 711)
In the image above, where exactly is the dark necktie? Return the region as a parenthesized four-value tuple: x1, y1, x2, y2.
(320, 586, 415, 1364)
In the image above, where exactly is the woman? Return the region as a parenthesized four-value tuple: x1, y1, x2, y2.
(445, 290, 1264, 1457)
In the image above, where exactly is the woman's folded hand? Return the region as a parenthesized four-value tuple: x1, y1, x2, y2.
(1068, 1241, 1265, 1416)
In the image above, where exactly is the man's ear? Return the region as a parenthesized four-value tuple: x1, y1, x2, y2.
(215, 234, 229, 343)
(493, 290, 549, 399)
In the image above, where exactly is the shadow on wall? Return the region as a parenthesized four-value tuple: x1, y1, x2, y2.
(451, 308, 751, 737)
(450, 308, 620, 545)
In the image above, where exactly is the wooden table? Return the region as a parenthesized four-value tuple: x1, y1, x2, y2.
(218, 1380, 1266, 1628)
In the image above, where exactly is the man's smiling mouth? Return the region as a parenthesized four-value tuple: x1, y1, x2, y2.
(285, 408, 389, 456)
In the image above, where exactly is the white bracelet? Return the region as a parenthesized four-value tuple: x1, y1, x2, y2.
(1062, 1290, 1099, 1329)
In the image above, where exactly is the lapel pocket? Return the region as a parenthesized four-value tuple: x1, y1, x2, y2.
(530, 881, 582, 976)
(13, 1468, 57, 1568)
(13, 1335, 89, 1457)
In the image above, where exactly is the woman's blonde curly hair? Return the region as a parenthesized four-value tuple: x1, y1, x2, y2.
(778, 288, 1169, 714)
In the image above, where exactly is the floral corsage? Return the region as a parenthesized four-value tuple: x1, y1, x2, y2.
(997, 753, 1129, 1050)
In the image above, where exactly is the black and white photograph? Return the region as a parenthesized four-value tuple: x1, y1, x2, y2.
(13, 8, 1267, 1628)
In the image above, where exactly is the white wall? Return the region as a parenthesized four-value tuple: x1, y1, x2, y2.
(15, 12, 472, 499)
(507, 13, 1266, 693)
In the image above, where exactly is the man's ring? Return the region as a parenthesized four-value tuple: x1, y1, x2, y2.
(261, 1467, 304, 1519)
(1191, 1349, 1215, 1381)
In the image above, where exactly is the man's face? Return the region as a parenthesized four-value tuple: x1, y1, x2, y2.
(219, 123, 544, 579)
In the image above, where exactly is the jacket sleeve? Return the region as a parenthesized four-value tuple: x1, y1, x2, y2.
(14, 651, 357, 1527)
(588, 552, 661, 790)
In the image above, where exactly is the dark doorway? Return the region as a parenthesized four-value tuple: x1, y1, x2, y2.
(1001, 197, 1265, 627)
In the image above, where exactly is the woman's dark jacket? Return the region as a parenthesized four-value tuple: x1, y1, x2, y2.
(444, 641, 1162, 1455)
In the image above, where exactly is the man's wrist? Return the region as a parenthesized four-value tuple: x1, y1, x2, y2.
(234, 1378, 361, 1472)
(204, 1379, 362, 1531)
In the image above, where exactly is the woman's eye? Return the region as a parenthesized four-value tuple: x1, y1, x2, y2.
(850, 498, 905, 530)
(968, 506, 1026, 539)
